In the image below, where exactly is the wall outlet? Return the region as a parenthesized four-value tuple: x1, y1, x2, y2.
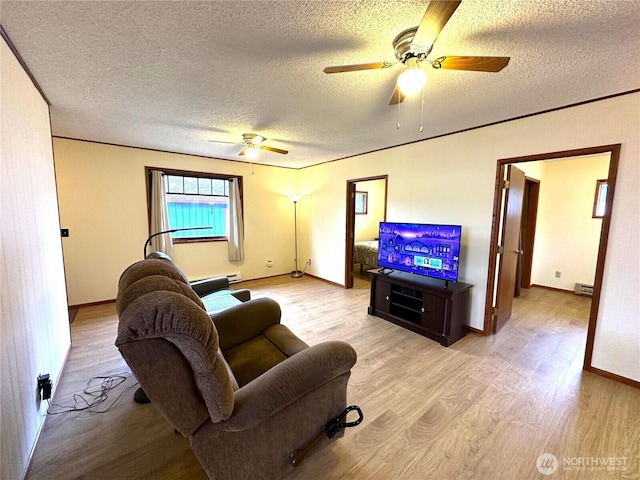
(555, 271, 561, 278)
(266, 260, 273, 268)
(306, 259, 312, 265)
(38, 373, 52, 400)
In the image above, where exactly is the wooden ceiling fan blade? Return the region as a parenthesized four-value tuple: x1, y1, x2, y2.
(412, 0, 461, 50)
(260, 145, 288, 155)
(238, 148, 248, 156)
(432, 56, 510, 72)
(208, 140, 240, 145)
(323, 61, 395, 74)
(388, 85, 405, 105)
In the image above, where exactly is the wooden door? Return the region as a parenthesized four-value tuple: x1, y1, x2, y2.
(494, 165, 526, 333)
(520, 178, 540, 289)
(345, 181, 356, 288)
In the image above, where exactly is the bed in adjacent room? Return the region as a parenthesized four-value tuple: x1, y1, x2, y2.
(354, 240, 378, 273)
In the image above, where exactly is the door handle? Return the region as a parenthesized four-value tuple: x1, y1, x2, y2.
(515, 249, 524, 255)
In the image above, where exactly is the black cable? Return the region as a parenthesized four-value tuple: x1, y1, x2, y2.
(46, 373, 138, 415)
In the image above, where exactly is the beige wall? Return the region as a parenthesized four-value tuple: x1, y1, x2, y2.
(53, 139, 298, 305)
(520, 155, 609, 290)
(354, 178, 386, 242)
(299, 130, 498, 324)
(52, 94, 639, 383)
(1, 39, 70, 480)
(299, 93, 639, 382)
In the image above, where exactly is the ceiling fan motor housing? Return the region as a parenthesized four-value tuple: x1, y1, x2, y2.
(242, 133, 265, 145)
(393, 27, 432, 62)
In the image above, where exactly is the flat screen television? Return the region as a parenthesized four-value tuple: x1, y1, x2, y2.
(377, 222, 462, 283)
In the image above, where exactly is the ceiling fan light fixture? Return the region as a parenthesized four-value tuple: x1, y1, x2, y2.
(245, 145, 258, 160)
(397, 64, 426, 96)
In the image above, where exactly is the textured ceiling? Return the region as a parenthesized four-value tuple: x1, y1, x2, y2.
(1, 1, 639, 168)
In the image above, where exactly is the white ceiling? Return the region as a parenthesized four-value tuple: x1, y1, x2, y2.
(2, 1, 639, 169)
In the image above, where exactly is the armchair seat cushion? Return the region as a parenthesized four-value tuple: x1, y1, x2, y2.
(224, 324, 309, 387)
(201, 292, 242, 314)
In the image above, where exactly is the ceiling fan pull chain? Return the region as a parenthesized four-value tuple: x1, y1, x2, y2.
(397, 65, 404, 129)
(396, 89, 401, 129)
(420, 84, 425, 132)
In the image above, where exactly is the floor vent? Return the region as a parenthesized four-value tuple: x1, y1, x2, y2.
(574, 283, 593, 296)
(227, 273, 242, 284)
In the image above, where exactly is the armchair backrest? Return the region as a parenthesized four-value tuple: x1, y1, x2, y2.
(117, 258, 205, 314)
(115, 259, 237, 435)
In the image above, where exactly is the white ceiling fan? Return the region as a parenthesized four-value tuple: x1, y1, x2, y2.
(209, 133, 288, 159)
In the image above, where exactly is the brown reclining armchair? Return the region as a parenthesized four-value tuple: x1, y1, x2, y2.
(115, 258, 357, 479)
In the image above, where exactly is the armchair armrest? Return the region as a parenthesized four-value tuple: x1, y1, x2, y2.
(230, 289, 251, 303)
(211, 297, 282, 351)
(191, 276, 230, 297)
(224, 341, 357, 432)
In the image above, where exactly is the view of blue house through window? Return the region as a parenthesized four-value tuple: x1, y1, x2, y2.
(165, 174, 229, 239)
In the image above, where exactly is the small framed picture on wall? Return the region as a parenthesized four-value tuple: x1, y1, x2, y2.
(355, 191, 368, 214)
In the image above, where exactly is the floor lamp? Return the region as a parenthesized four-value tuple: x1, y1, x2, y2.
(290, 194, 303, 278)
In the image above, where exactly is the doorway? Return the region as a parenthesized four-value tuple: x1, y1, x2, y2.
(345, 175, 388, 289)
(484, 145, 620, 372)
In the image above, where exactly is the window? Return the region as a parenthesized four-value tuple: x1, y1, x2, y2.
(147, 167, 242, 242)
(592, 179, 608, 218)
(355, 191, 368, 214)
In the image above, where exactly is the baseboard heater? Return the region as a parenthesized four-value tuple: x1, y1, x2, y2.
(574, 283, 593, 296)
(227, 273, 242, 284)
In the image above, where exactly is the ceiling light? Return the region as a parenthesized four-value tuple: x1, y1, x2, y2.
(245, 145, 258, 160)
(397, 57, 426, 96)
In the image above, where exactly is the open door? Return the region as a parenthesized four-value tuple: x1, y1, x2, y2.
(484, 145, 623, 384)
(345, 176, 388, 288)
(345, 182, 357, 288)
(493, 165, 526, 332)
(519, 177, 540, 289)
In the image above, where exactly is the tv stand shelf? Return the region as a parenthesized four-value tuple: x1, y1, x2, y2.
(368, 270, 472, 347)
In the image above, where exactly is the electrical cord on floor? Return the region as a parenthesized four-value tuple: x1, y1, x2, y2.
(301, 259, 310, 275)
(46, 373, 138, 415)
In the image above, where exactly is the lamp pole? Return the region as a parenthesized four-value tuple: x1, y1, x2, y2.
(143, 226, 211, 258)
(290, 195, 303, 278)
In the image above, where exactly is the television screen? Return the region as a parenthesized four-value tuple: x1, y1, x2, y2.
(377, 222, 462, 282)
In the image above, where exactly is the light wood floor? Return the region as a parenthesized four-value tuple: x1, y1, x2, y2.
(26, 276, 639, 479)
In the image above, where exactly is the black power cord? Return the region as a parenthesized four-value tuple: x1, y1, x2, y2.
(46, 373, 138, 415)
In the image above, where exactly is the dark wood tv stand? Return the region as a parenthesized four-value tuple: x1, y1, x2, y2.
(368, 269, 472, 347)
